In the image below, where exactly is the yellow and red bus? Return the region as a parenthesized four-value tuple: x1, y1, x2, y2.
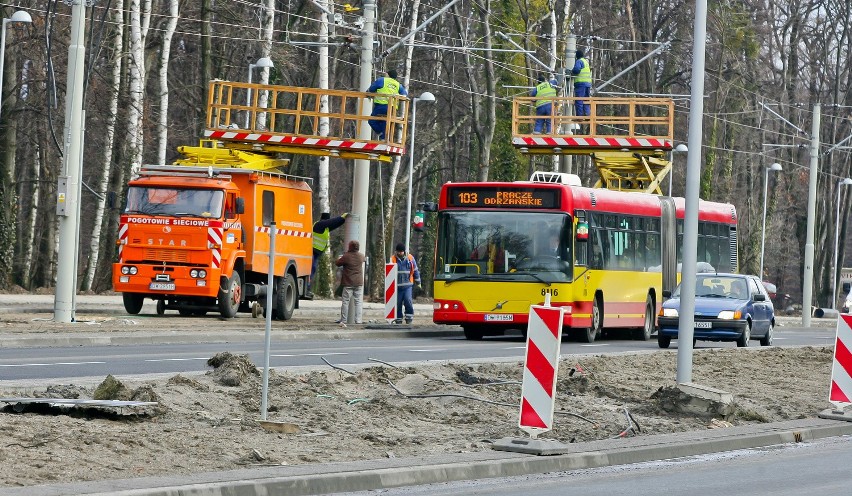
(432, 173, 738, 341)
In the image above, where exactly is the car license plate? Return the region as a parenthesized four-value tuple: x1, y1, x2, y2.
(485, 314, 513, 322)
(695, 321, 712, 329)
(149, 282, 175, 291)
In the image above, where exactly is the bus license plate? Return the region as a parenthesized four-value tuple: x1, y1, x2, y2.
(149, 282, 175, 291)
(694, 321, 712, 329)
(485, 314, 513, 322)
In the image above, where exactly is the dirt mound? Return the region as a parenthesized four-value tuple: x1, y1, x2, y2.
(207, 352, 260, 386)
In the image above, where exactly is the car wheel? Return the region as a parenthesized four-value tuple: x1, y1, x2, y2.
(737, 321, 751, 347)
(156, 299, 166, 316)
(275, 273, 297, 321)
(760, 322, 773, 346)
(463, 326, 484, 340)
(634, 295, 654, 341)
(218, 271, 242, 319)
(122, 293, 144, 315)
(658, 334, 671, 349)
(581, 297, 602, 343)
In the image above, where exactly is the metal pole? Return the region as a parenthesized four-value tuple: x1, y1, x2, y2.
(261, 222, 276, 420)
(676, 0, 708, 385)
(349, 0, 375, 255)
(594, 42, 669, 94)
(802, 104, 820, 326)
(759, 167, 770, 278)
(54, 1, 87, 323)
(245, 63, 255, 129)
(834, 184, 842, 309)
(562, 34, 576, 175)
(404, 98, 419, 253)
(379, 0, 462, 60)
(668, 149, 674, 196)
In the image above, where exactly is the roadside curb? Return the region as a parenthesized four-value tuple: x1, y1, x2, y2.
(8, 417, 850, 496)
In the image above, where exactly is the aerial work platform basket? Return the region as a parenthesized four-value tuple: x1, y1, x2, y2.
(512, 97, 677, 194)
(204, 81, 409, 162)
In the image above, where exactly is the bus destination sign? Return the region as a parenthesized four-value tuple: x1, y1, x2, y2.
(447, 186, 560, 209)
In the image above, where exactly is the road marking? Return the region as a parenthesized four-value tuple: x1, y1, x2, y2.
(580, 344, 609, 347)
(145, 357, 209, 362)
(271, 352, 348, 357)
(0, 361, 106, 367)
(409, 349, 447, 352)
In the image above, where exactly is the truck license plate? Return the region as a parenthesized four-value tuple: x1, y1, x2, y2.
(149, 282, 175, 291)
(694, 321, 712, 329)
(485, 314, 513, 322)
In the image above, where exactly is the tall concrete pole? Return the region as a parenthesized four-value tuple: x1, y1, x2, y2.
(561, 35, 576, 175)
(802, 104, 821, 326)
(54, 1, 87, 323)
(676, 0, 708, 384)
(348, 0, 375, 256)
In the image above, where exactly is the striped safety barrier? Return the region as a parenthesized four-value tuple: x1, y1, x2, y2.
(830, 314, 852, 407)
(205, 130, 406, 156)
(385, 263, 397, 323)
(512, 136, 672, 149)
(518, 301, 565, 437)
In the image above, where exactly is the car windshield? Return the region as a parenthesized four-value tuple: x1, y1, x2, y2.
(673, 275, 750, 299)
(434, 211, 573, 283)
(125, 187, 224, 218)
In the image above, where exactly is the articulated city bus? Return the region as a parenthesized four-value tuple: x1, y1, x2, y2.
(432, 173, 738, 341)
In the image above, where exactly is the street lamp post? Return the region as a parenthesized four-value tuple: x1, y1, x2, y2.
(759, 163, 783, 279)
(668, 143, 688, 196)
(404, 92, 435, 252)
(832, 178, 852, 309)
(245, 57, 274, 129)
(0, 10, 32, 119)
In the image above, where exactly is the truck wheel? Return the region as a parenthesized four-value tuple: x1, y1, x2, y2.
(275, 273, 297, 320)
(123, 293, 144, 315)
(156, 300, 166, 316)
(218, 271, 242, 318)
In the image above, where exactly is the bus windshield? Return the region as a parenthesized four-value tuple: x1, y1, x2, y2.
(435, 211, 572, 282)
(125, 187, 224, 218)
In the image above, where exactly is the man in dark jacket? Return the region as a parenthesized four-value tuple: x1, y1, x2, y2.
(309, 212, 348, 299)
(335, 240, 366, 326)
(390, 243, 421, 324)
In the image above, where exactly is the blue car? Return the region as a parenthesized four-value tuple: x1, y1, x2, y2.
(657, 273, 775, 348)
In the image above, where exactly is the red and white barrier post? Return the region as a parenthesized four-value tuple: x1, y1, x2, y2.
(518, 295, 565, 438)
(819, 314, 852, 421)
(384, 263, 398, 323)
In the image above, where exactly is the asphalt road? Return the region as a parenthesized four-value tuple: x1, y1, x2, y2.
(0, 326, 838, 382)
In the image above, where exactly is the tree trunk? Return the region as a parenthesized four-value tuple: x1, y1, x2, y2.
(156, 0, 179, 165)
(83, 3, 125, 291)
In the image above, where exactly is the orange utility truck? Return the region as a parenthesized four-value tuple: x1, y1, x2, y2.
(112, 145, 313, 319)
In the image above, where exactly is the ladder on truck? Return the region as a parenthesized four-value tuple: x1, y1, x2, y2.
(204, 80, 409, 163)
(511, 96, 675, 194)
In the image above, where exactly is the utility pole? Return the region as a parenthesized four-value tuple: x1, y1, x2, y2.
(561, 34, 576, 175)
(347, 0, 375, 255)
(676, 0, 708, 384)
(802, 104, 821, 326)
(54, 1, 87, 323)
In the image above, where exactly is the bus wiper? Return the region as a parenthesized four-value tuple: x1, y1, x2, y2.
(510, 271, 552, 286)
(443, 274, 487, 286)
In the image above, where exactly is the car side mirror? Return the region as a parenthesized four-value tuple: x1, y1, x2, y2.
(662, 290, 672, 298)
(753, 294, 766, 302)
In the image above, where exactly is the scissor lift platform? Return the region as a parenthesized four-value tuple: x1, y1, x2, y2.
(204, 81, 409, 162)
(512, 96, 676, 193)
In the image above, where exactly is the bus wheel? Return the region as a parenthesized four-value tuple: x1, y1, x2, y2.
(218, 271, 242, 319)
(581, 297, 602, 343)
(634, 295, 654, 341)
(463, 326, 484, 340)
(123, 293, 144, 315)
(275, 273, 297, 321)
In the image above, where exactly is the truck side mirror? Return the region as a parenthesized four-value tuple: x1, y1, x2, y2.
(107, 191, 117, 209)
(235, 197, 245, 215)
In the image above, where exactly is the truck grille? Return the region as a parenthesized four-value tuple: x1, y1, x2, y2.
(144, 248, 189, 263)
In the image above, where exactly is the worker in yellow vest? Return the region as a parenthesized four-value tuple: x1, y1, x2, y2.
(367, 69, 408, 140)
(530, 73, 558, 134)
(309, 212, 348, 299)
(571, 50, 593, 117)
